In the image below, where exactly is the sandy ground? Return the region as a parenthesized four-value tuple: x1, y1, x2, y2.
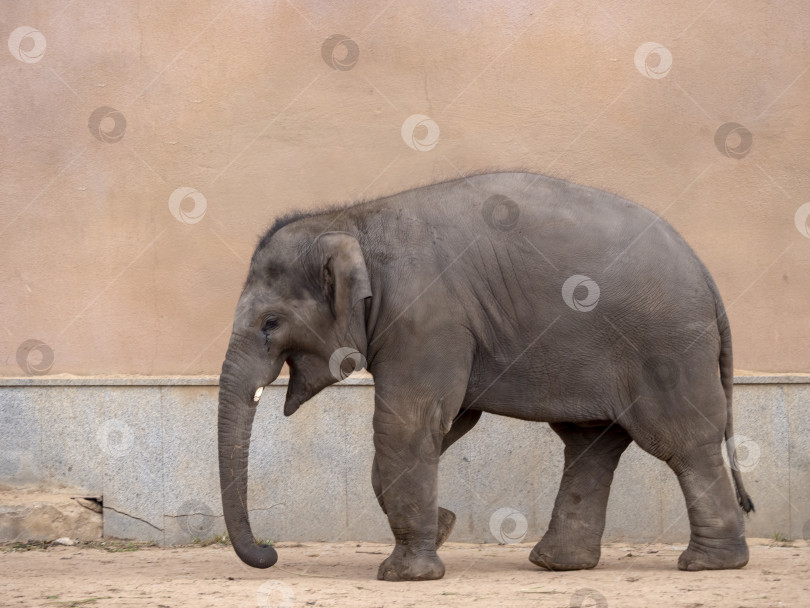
(1, 538, 808, 608)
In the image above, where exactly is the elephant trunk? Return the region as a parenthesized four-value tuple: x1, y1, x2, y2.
(218, 340, 278, 569)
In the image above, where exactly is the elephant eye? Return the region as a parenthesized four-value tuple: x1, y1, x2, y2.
(262, 317, 280, 333)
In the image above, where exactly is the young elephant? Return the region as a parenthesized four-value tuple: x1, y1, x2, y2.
(218, 171, 753, 581)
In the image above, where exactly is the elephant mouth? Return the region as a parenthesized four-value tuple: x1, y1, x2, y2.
(283, 356, 304, 416)
(282, 352, 339, 417)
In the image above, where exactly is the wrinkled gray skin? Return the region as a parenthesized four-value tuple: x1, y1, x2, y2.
(218, 171, 754, 581)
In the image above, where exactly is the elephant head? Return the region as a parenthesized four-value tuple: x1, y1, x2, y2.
(218, 226, 372, 568)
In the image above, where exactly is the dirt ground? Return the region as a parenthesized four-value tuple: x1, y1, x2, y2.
(1, 538, 807, 608)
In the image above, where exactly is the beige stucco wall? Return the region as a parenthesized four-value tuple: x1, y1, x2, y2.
(2, 1, 809, 376)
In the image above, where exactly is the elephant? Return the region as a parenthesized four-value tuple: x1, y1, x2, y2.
(218, 170, 754, 581)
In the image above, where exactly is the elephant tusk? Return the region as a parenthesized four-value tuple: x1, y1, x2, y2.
(253, 386, 264, 402)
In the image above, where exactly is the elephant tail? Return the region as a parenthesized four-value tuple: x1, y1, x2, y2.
(708, 269, 755, 514)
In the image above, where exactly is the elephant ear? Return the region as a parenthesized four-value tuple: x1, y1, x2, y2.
(283, 232, 371, 416)
(315, 232, 372, 325)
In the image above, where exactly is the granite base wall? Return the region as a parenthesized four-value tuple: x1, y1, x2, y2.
(1, 375, 808, 545)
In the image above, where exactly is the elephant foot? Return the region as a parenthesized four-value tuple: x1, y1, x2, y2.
(377, 545, 445, 581)
(436, 507, 456, 548)
(529, 538, 600, 571)
(677, 538, 749, 571)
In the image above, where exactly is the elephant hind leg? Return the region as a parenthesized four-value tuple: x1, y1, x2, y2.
(622, 388, 749, 571)
(667, 444, 748, 570)
(371, 408, 481, 549)
(531, 422, 632, 571)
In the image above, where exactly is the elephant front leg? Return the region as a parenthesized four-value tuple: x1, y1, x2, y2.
(370, 338, 473, 581)
(371, 408, 480, 551)
(372, 398, 456, 581)
(531, 422, 632, 571)
(373, 427, 444, 580)
(372, 456, 456, 550)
